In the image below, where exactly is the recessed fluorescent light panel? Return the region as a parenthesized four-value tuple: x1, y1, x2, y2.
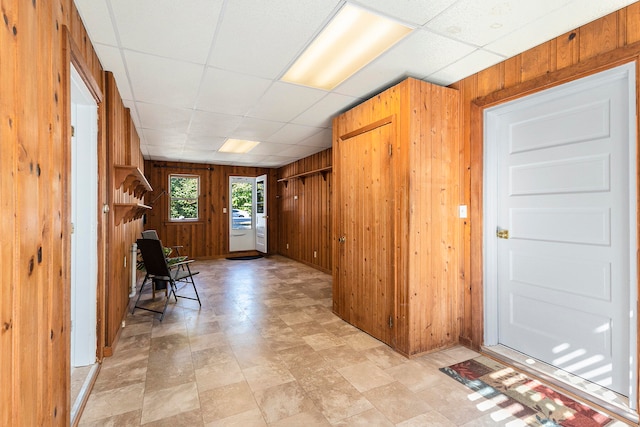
(219, 139, 261, 154)
(282, 4, 412, 90)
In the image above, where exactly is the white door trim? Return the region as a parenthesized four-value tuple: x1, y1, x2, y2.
(483, 62, 637, 408)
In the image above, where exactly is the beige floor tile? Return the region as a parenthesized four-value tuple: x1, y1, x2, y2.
(279, 311, 314, 325)
(191, 345, 237, 370)
(289, 361, 345, 393)
(140, 382, 200, 424)
(253, 380, 316, 423)
(269, 409, 332, 427)
(442, 345, 481, 364)
(363, 381, 432, 424)
(303, 332, 345, 351)
(337, 361, 395, 392)
(341, 331, 385, 351)
(396, 411, 457, 427)
(145, 351, 195, 393)
(141, 408, 204, 427)
(385, 360, 443, 392)
(188, 331, 229, 353)
(362, 345, 408, 369)
(195, 359, 245, 392)
(243, 362, 295, 392)
(306, 379, 374, 424)
(78, 409, 141, 426)
(204, 408, 267, 427)
(80, 383, 145, 423)
(200, 381, 260, 423)
(331, 408, 395, 426)
(318, 344, 369, 369)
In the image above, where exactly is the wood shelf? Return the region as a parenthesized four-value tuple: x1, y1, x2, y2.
(113, 203, 151, 225)
(277, 166, 331, 187)
(114, 165, 153, 197)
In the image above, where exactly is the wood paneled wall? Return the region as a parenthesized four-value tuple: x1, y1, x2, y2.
(277, 149, 332, 273)
(0, 0, 146, 423)
(143, 161, 278, 258)
(453, 4, 640, 358)
(104, 72, 146, 355)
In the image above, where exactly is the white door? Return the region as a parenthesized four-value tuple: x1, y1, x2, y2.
(255, 174, 267, 253)
(229, 176, 256, 252)
(70, 64, 98, 367)
(485, 63, 637, 397)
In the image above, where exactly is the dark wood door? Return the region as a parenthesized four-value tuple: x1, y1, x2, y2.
(334, 121, 395, 346)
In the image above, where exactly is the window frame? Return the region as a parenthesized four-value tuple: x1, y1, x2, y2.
(168, 173, 200, 222)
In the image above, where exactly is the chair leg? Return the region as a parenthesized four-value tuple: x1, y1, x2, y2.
(132, 274, 150, 314)
(184, 264, 201, 306)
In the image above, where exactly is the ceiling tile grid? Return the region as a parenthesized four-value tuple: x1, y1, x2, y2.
(73, 0, 637, 167)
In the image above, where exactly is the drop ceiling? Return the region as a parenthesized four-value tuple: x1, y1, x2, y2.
(74, 0, 636, 168)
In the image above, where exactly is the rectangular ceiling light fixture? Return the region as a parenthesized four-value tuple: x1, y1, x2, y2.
(281, 4, 412, 90)
(219, 138, 261, 154)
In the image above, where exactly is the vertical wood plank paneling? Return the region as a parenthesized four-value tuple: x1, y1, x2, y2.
(626, 2, 640, 44)
(0, 1, 17, 424)
(579, 13, 620, 60)
(143, 162, 278, 260)
(275, 149, 332, 273)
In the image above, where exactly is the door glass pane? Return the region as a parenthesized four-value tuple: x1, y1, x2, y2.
(231, 182, 252, 230)
(256, 181, 264, 214)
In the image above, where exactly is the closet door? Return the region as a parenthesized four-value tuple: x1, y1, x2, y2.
(334, 120, 395, 346)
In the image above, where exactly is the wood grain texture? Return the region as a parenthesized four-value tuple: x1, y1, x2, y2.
(277, 149, 332, 272)
(333, 78, 460, 356)
(143, 161, 278, 259)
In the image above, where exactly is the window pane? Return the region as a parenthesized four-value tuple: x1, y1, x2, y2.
(169, 175, 199, 220)
(231, 182, 252, 230)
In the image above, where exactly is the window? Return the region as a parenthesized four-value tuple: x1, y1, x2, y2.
(169, 174, 199, 221)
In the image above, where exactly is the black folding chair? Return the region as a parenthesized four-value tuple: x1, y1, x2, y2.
(133, 238, 201, 320)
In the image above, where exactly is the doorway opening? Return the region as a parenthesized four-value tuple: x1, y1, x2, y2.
(70, 63, 100, 422)
(483, 62, 638, 419)
(228, 175, 267, 253)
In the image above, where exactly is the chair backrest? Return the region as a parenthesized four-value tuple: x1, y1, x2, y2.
(137, 238, 171, 278)
(142, 229, 160, 240)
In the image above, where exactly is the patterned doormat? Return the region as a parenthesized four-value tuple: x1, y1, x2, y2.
(440, 356, 616, 426)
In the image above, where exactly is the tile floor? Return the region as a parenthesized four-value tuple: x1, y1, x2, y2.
(78, 255, 624, 426)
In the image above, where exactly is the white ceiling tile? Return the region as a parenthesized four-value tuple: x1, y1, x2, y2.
(487, 0, 639, 57)
(425, 0, 573, 47)
(143, 129, 187, 147)
(209, 0, 341, 79)
(354, 0, 458, 26)
(298, 129, 332, 148)
(93, 44, 132, 100)
(74, 0, 118, 46)
(231, 118, 286, 141)
(250, 142, 296, 156)
(291, 93, 361, 127)
(124, 51, 204, 108)
(278, 144, 325, 158)
(189, 111, 243, 137)
(136, 103, 193, 133)
(247, 82, 327, 122)
(196, 68, 272, 116)
(146, 145, 184, 158)
(426, 49, 506, 86)
(260, 156, 297, 167)
(179, 149, 218, 163)
(266, 124, 324, 145)
(110, 0, 223, 64)
(185, 135, 226, 151)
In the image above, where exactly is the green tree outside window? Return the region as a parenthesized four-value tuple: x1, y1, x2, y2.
(169, 174, 199, 220)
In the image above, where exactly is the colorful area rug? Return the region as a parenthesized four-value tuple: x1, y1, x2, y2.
(440, 356, 615, 426)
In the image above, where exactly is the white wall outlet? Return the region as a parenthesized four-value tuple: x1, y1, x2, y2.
(223, 207, 227, 213)
(286, 243, 289, 249)
(459, 205, 468, 219)
(314, 250, 317, 258)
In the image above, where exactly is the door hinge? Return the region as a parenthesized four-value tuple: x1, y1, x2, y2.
(71, 125, 75, 137)
(388, 144, 392, 156)
(388, 315, 393, 328)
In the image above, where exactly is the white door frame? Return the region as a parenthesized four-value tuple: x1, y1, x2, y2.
(70, 63, 99, 367)
(483, 62, 638, 407)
